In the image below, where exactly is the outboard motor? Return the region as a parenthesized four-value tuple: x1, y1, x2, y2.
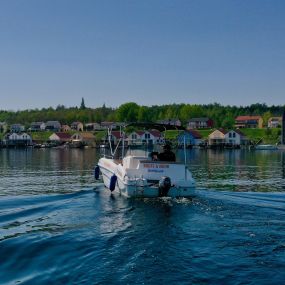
(158, 176, 171, 197)
(94, 165, 100, 180)
(109, 174, 117, 192)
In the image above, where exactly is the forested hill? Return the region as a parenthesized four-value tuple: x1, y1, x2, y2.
(0, 102, 284, 128)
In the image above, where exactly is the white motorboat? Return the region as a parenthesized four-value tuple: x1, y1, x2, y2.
(95, 123, 195, 198)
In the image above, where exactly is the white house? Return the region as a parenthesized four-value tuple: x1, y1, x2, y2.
(4, 132, 32, 146)
(268, 117, 282, 128)
(30, 122, 46, 131)
(127, 130, 164, 146)
(225, 130, 248, 146)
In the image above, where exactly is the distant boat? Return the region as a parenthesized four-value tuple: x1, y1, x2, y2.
(254, 144, 278, 150)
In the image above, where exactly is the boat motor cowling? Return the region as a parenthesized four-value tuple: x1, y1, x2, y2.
(158, 176, 171, 197)
(94, 165, 100, 180)
(109, 174, 117, 191)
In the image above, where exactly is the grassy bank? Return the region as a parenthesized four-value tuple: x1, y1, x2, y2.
(164, 128, 281, 144)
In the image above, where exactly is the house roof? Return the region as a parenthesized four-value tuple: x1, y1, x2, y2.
(234, 129, 245, 136)
(135, 131, 145, 136)
(216, 128, 227, 135)
(54, 132, 72, 139)
(149, 130, 161, 137)
(78, 132, 95, 139)
(111, 131, 122, 139)
(188, 130, 202, 139)
(268, 117, 282, 122)
(235, 116, 261, 121)
(11, 123, 24, 127)
(71, 121, 83, 126)
(46, 121, 61, 126)
(31, 122, 45, 126)
(101, 121, 115, 126)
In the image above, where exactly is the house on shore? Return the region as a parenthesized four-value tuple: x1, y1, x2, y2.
(208, 129, 227, 147)
(235, 116, 263, 129)
(10, 124, 25, 133)
(4, 132, 32, 147)
(61, 125, 71, 132)
(208, 129, 248, 148)
(177, 130, 202, 147)
(30, 122, 46, 132)
(127, 130, 164, 146)
(71, 132, 96, 147)
(49, 132, 71, 144)
(71, 122, 84, 132)
(85, 123, 101, 131)
(101, 122, 117, 130)
(187, 118, 214, 129)
(225, 129, 248, 146)
(103, 131, 122, 145)
(268, 117, 282, 128)
(45, 121, 61, 132)
(157, 119, 182, 127)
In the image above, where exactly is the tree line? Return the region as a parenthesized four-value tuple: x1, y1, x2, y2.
(0, 102, 284, 129)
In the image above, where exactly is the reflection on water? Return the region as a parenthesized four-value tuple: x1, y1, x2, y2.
(1, 148, 285, 195)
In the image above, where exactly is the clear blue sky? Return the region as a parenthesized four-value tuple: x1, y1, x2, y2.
(0, 0, 284, 110)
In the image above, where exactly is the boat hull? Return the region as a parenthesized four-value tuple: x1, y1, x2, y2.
(98, 158, 195, 198)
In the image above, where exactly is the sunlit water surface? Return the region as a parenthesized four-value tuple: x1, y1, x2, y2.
(1, 148, 285, 284)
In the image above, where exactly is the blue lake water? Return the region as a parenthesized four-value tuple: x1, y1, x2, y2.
(1, 148, 285, 284)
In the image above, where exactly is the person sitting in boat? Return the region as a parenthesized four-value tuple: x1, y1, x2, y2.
(157, 144, 176, 162)
(150, 151, 159, 161)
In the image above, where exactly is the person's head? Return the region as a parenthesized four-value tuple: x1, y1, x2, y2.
(163, 144, 171, 151)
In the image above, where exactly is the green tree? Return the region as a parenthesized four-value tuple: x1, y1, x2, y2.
(116, 102, 140, 122)
(262, 111, 272, 127)
(80, 98, 86, 110)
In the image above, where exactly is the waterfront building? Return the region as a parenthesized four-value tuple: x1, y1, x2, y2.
(157, 119, 181, 127)
(127, 130, 164, 146)
(234, 116, 263, 128)
(30, 122, 46, 131)
(268, 117, 282, 128)
(45, 121, 61, 132)
(177, 130, 202, 147)
(187, 118, 214, 129)
(71, 132, 96, 147)
(4, 132, 32, 146)
(208, 129, 227, 146)
(48, 132, 71, 144)
(225, 129, 248, 146)
(61, 125, 71, 132)
(71, 122, 84, 132)
(10, 124, 25, 133)
(85, 123, 101, 131)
